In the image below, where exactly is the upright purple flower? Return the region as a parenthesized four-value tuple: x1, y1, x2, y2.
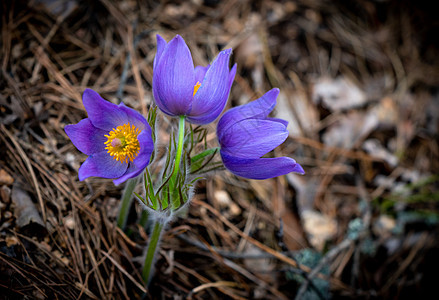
(65, 89, 154, 185)
(217, 88, 305, 180)
(153, 34, 236, 125)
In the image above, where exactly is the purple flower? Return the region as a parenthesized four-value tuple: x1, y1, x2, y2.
(217, 88, 305, 180)
(65, 89, 154, 185)
(153, 34, 236, 125)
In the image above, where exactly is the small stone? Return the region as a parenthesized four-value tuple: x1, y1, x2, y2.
(6, 236, 19, 247)
(39, 241, 52, 252)
(214, 190, 231, 207)
(373, 215, 396, 238)
(64, 216, 75, 230)
(229, 203, 242, 217)
(0, 169, 14, 185)
(4, 211, 12, 219)
(53, 250, 70, 266)
(214, 190, 241, 216)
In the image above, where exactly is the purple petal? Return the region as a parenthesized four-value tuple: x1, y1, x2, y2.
(113, 164, 142, 185)
(113, 131, 154, 185)
(217, 88, 279, 137)
(119, 103, 151, 132)
(82, 89, 128, 131)
(267, 117, 289, 127)
(187, 49, 233, 125)
(153, 35, 195, 116)
(194, 65, 209, 83)
(290, 162, 305, 175)
(220, 119, 288, 159)
(65, 119, 107, 155)
(133, 131, 154, 169)
(78, 151, 128, 181)
(228, 63, 237, 91)
(153, 34, 167, 70)
(221, 152, 305, 179)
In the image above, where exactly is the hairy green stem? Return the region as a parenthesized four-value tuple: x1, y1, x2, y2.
(142, 116, 185, 285)
(167, 115, 185, 208)
(171, 115, 186, 185)
(142, 220, 164, 284)
(117, 177, 138, 229)
(139, 209, 149, 228)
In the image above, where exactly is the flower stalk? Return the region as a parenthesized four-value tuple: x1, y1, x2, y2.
(142, 219, 164, 284)
(141, 115, 185, 285)
(139, 209, 149, 228)
(117, 177, 138, 229)
(170, 115, 186, 191)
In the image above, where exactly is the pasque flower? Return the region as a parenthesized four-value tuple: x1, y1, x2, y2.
(217, 88, 305, 180)
(65, 89, 154, 185)
(153, 34, 236, 124)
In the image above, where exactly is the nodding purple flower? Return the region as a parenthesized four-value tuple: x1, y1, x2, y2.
(153, 34, 236, 125)
(217, 88, 305, 180)
(65, 89, 154, 185)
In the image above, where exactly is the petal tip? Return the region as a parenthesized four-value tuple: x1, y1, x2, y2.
(230, 63, 237, 72)
(78, 164, 89, 181)
(173, 34, 184, 42)
(269, 87, 280, 96)
(221, 48, 232, 55)
(112, 177, 124, 186)
(64, 124, 73, 135)
(293, 163, 305, 175)
(83, 88, 98, 98)
(64, 124, 77, 141)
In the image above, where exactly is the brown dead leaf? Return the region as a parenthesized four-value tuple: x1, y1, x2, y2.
(301, 210, 337, 251)
(323, 110, 379, 149)
(11, 183, 44, 229)
(281, 208, 308, 250)
(363, 139, 398, 167)
(375, 97, 398, 126)
(312, 76, 367, 112)
(275, 90, 318, 135)
(0, 186, 10, 211)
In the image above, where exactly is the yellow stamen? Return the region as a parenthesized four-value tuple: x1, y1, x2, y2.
(104, 123, 141, 164)
(193, 81, 201, 96)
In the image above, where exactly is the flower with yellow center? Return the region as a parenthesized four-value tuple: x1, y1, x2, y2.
(105, 123, 141, 163)
(64, 89, 153, 185)
(153, 34, 236, 125)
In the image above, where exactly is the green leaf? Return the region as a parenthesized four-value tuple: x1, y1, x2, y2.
(134, 192, 148, 207)
(190, 147, 220, 173)
(145, 169, 159, 210)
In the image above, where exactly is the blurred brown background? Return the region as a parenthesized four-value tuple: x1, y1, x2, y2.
(1, 0, 438, 299)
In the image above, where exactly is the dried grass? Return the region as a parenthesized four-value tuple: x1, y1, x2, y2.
(1, 0, 438, 299)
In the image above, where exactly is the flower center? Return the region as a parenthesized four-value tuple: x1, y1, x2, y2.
(193, 82, 201, 96)
(104, 123, 141, 164)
